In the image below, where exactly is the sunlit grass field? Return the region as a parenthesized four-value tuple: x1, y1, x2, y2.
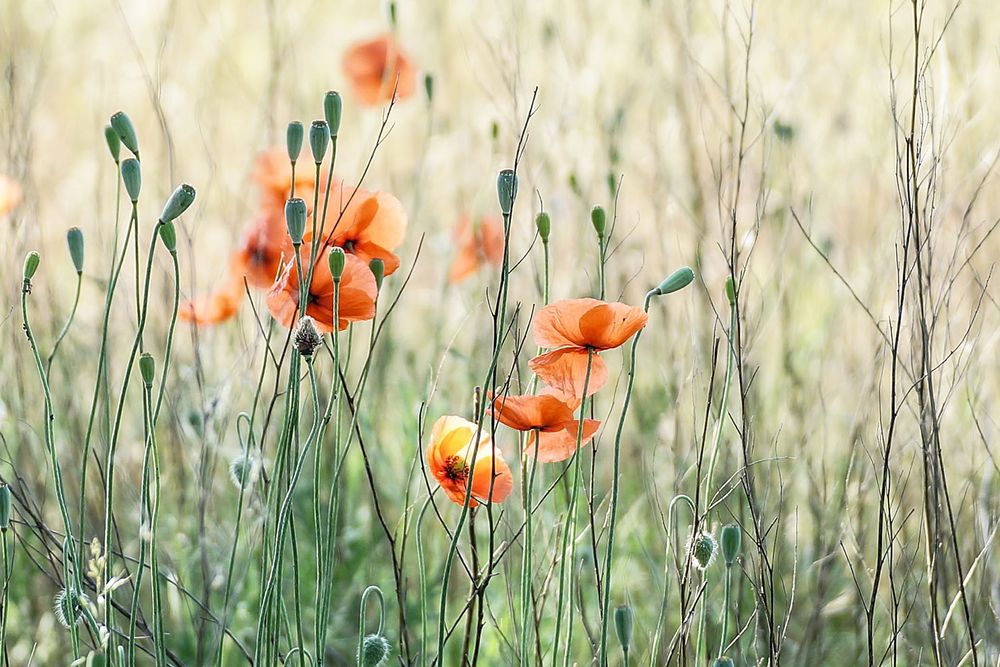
(1, 0, 999, 665)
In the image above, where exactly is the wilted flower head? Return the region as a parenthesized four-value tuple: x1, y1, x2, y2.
(294, 315, 323, 357)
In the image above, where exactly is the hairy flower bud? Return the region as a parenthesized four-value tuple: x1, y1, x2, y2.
(358, 634, 391, 667)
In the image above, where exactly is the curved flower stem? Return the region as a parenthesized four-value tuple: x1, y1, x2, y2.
(45, 271, 82, 374)
(649, 494, 696, 664)
(598, 291, 655, 665)
(552, 349, 595, 666)
(356, 585, 386, 666)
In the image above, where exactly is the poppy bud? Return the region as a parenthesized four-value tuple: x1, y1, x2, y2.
(369, 258, 385, 290)
(713, 659, 735, 667)
(358, 633, 391, 667)
(324, 91, 343, 138)
(285, 198, 307, 245)
(613, 604, 633, 655)
(158, 222, 177, 253)
(310, 120, 330, 164)
(720, 523, 742, 566)
(160, 184, 196, 223)
(590, 206, 607, 238)
(423, 73, 434, 103)
(121, 158, 141, 203)
(535, 212, 551, 243)
(66, 227, 84, 274)
(23, 250, 40, 281)
(287, 121, 304, 163)
(229, 452, 258, 490)
(497, 169, 517, 216)
(652, 267, 694, 296)
(110, 111, 139, 158)
(139, 353, 155, 388)
(104, 124, 121, 164)
(329, 247, 346, 282)
(725, 277, 736, 306)
(294, 315, 323, 358)
(386, 0, 397, 28)
(0, 483, 10, 532)
(688, 532, 718, 571)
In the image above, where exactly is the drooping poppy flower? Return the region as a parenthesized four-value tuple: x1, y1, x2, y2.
(0, 175, 22, 216)
(448, 215, 505, 284)
(266, 248, 377, 333)
(529, 298, 648, 398)
(426, 415, 513, 507)
(304, 183, 407, 276)
(342, 33, 417, 106)
(491, 390, 600, 463)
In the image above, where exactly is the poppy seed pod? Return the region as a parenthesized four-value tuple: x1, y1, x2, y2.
(139, 353, 155, 388)
(287, 121, 304, 163)
(725, 277, 736, 306)
(535, 212, 551, 243)
(590, 206, 607, 237)
(310, 120, 330, 164)
(369, 258, 385, 290)
(329, 247, 346, 282)
(358, 634, 391, 667)
(652, 266, 695, 296)
(613, 604, 633, 654)
(721, 523, 742, 566)
(158, 222, 177, 253)
(713, 658, 735, 667)
(121, 158, 141, 202)
(0, 483, 10, 532)
(497, 169, 517, 215)
(324, 91, 343, 138)
(285, 198, 307, 245)
(110, 111, 139, 158)
(104, 124, 121, 164)
(160, 184, 196, 223)
(23, 251, 40, 281)
(66, 227, 84, 274)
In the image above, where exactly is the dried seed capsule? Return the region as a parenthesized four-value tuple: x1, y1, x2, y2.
(294, 315, 323, 358)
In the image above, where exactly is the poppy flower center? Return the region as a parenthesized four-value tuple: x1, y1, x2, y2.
(343, 239, 356, 253)
(442, 455, 469, 483)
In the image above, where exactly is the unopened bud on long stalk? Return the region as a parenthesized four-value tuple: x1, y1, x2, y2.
(310, 120, 330, 164)
(720, 524, 742, 566)
(369, 258, 385, 290)
(287, 121, 304, 164)
(160, 184, 196, 223)
(651, 267, 694, 297)
(329, 247, 346, 282)
(497, 169, 517, 215)
(104, 125, 121, 164)
(0, 483, 10, 532)
(159, 222, 177, 253)
(285, 198, 307, 245)
(121, 158, 141, 203)
(614, 605, 633, 656)
(66, 228, 84, 274)
(110, 111, 139, 158)
(139, 353, 155, 389)
(23, 251, 40, 281)
(324, 91, 343, 138)
(535, 212, 551, 243)
(590, 206, 607, 238)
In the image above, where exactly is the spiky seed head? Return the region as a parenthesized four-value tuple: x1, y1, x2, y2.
(294, 316, 323, 358)
(688, 532, 718, 571)
(358, 634, 391, 667)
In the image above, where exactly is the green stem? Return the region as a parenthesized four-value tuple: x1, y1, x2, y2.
(45, 272, 82, 374)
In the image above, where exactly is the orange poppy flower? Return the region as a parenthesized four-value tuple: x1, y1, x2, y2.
(426, 415, 513, 507)
(0, 175, 22, 216)
(342, 33, 417, 106)
(491, 391, 600, 463)
(266, 248, 377, 333)
(253, 148, 325, 212)
(529, 298, 648, 398)
(448, 215, 505, 284)
(179, 271, 244, 325)
(234, 214, 290, 289)
(304, 183, 407, 276)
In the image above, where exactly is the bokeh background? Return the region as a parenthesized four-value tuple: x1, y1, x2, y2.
(2, 0, 999, 664)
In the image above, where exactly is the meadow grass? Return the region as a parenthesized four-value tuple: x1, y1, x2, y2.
(1, 1, 999, 666)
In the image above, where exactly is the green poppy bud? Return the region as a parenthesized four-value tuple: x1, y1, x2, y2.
(535, 212, 551, 243)
(358, 634, 391, 667)
(652, 267, 694, 296)
(324, 91, 343, 138)
(310, 120, 330, 164)
(23, 251, 40, 281)
(590, 206, 607, 238)
(158, 222, 177, 253)
(104, 124, 121, 164)
(497, 169, 517, 216)
(110, 111, 139, 158)
(0, 483, 11, 532)
(121, 158, 141, 202)
(159, 184, 196, 223)
(725, 277, 736, 306)
(329, 247, 346, 282)
(66, 227, 84, 274)
(287, 121, 304, 163)
(689, 532, 718, 570)
(285, 198, 307, 245)
(139, 353, 155, 388)
(720, 523, 742, 566)
(614, 604, 633, 655)
(369, 258, 385, 290)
